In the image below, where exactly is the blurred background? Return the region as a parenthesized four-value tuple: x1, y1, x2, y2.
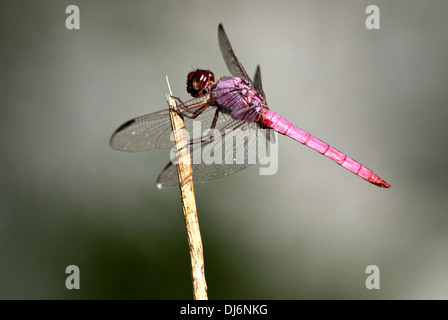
(1, 0, 447, 299)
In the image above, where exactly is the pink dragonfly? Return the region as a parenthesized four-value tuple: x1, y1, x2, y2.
(110, 24, 390, 188)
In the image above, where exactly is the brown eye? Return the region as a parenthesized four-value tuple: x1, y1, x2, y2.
(186, 69, 215, 97)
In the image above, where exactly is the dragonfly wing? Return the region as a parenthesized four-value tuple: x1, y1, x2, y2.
(218, 24, 254, 86)
(157, 160, 255, 188)
(110, 110, 173, 152)
(253, 65, 267, 105)
(157, 117, 274, 188)
(109, 96, 211, 152)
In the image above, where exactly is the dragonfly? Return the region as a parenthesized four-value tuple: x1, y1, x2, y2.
(110, 24, 390, 189)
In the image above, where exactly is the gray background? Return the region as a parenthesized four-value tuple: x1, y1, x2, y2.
(1, 0, 447, 299)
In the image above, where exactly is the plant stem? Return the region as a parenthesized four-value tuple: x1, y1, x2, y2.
(166, 76, 208, 300)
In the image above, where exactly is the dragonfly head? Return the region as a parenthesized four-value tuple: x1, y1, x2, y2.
(186, 69, 215, 97)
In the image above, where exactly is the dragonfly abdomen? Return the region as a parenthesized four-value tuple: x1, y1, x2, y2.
(261, 109, 390, 188)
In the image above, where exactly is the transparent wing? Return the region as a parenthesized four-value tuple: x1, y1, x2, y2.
(157, 118, 274, 188)
(109, 109, 173, 152)
(218, 24, 254, 86)
(109, 96, 211, 152)
(253, 65, 274, 142)
(253, 64, 267, 105)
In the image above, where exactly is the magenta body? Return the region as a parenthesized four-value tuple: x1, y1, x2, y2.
(261, 109, 389, 187)
(212, 77, 264, 123)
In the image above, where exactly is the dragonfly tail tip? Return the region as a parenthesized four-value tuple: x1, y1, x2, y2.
(375, 180, 391, 188)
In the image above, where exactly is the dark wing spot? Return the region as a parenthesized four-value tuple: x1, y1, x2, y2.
(114, 118, 136, 134)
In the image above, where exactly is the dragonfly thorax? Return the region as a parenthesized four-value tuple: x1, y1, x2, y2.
(212, 77, 264, 123)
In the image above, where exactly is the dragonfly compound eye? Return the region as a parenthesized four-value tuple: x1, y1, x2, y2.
(187, 69, 215, 97)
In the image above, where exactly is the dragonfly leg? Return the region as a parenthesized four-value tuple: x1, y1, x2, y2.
(201, 108, 220, 142)
(187, 108, 221, 149)
(173, 94, 213, 119)
(185, 104, 210, 119)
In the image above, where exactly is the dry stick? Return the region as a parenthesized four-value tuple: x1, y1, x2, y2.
(166, 76, 208, 300)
